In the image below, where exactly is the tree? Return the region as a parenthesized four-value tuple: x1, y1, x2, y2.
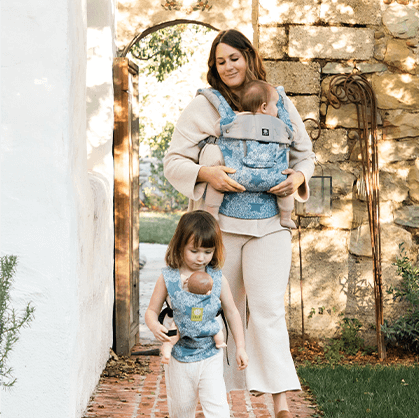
(130, 24, 211, 82)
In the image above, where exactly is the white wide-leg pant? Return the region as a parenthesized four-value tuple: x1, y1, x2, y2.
(164, 350, 229, 417)
(222, 229, 301, 394)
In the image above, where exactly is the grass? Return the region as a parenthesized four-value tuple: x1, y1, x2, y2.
(139, 211, 184, 244)
(297, 364, 419, 418)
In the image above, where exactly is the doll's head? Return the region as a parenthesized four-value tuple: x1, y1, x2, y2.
(187, 271, 213, 295)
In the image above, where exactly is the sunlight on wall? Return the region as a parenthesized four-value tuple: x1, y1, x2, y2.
(86, 26, 114, 175)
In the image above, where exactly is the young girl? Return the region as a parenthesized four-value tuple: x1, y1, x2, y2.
(145, 210, 248, 418)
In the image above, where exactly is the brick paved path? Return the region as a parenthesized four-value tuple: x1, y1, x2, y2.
(83, 345, 316, 418)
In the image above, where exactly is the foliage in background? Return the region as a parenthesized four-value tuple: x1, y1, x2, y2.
(139, 211, 183, 244)
(382, 244, 419, 353)
(323, 317, 366, 364)
(142, 122, 188, 211)
(308, 309, 371, 364)
(298, 364, 419, 418)
(131, 24, 211, 82)
(0, 255, 35, 388)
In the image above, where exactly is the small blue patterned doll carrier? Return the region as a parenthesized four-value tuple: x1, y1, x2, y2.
(162, 266, 223, 363)
(198, 87, 294, 220)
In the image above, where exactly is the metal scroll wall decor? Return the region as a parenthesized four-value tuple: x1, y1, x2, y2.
(327, 73, 385, 360)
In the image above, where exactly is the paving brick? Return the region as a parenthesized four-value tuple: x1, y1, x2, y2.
(83, 344, 316, 418)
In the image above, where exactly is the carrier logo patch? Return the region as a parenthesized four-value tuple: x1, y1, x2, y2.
(262, 128, 269, 136)
(191, 307, 204, 321)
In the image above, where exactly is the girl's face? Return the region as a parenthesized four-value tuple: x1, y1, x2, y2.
(215, 43, 247, 93)
(182, 237, 215, 274)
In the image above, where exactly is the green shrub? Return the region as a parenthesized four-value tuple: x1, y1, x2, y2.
(382, 244, 419, 353)
(323, 317, 365, 363)
(1, 255, 35, 388)
(143, 122, 188, 211)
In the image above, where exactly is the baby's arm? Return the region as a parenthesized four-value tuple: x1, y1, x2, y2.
(145, 274, 171, 343)
(213, 329, 227, 349)
(220, 276, 248, 370)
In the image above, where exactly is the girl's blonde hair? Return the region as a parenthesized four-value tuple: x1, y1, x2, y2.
(165, 211, 225, 270)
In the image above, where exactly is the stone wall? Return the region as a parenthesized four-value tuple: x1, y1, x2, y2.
(258, 0, 419, 343)
(117, 0, 418, 345)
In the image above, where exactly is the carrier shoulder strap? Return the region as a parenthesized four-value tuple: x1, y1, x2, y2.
(276, 86, 293, 136)
(197, 88, 236, 133)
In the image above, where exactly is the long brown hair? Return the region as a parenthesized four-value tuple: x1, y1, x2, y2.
(165, 210, 225, 270)
(207, 29, 266, 110)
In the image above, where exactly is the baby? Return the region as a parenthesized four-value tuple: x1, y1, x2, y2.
(200, 80, 296, 228)
(160, 270, 227, 364)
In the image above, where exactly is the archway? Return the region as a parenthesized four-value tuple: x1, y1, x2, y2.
(113, 18, 225, 355)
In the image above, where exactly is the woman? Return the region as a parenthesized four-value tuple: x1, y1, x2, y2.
(163, 29, 315, 418)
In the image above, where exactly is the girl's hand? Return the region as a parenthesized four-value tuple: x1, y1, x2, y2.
(236, 347, 249, 370)
(198, 166, 246, 193)
(150, 323, 171, 343)
(268, 168, 305, 197)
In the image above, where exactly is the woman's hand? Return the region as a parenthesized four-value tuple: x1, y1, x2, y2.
(236, 347, 249, 370)
(198, 166, 246, 193)
(268, 168, 305, 197)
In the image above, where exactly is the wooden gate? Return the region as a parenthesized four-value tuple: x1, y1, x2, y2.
(113, 57, 140, 356)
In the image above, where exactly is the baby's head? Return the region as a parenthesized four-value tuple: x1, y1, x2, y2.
(240, 80, 279, 118)
(187, 271, 213, 295)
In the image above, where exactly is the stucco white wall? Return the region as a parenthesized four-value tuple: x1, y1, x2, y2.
(1, 0, 115, 416)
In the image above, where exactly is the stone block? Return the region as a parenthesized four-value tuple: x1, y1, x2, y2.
(314, 129, 349, 164)
(325, 103, 382, 129)
(322, 62, 355, 74)
(356, 63, 388, 73)
(383, 125, 419, 140)
(314, 163, 355, 197)
(374, 38, 388, 61)
(259, 0, 320, 25)
(372, 73, 419, 110)
(408, 159, 419, 202)
(258, 26, 287, 59)
(319, 198, 368, 230)
(264, 61, 321, 94)
(384, 110, 419, 129)
(395, 205, 419, 228)
(288, 95, 320, 122)
(349, 223, 412, 260)
(380, 170, 409, 203)
(383, 3, 419, 39)
(384, 39, 418, 74)
(320, 0, 382, 25)
(289, 229, 350, 338)
(289, 26, 375, 60)
(378, 139, 419, 163)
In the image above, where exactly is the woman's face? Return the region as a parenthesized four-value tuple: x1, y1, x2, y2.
(215, 43, 247, 93)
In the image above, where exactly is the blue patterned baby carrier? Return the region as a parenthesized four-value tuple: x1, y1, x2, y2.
(162, 266, 222, 363)
(198, 87, 294, 220)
